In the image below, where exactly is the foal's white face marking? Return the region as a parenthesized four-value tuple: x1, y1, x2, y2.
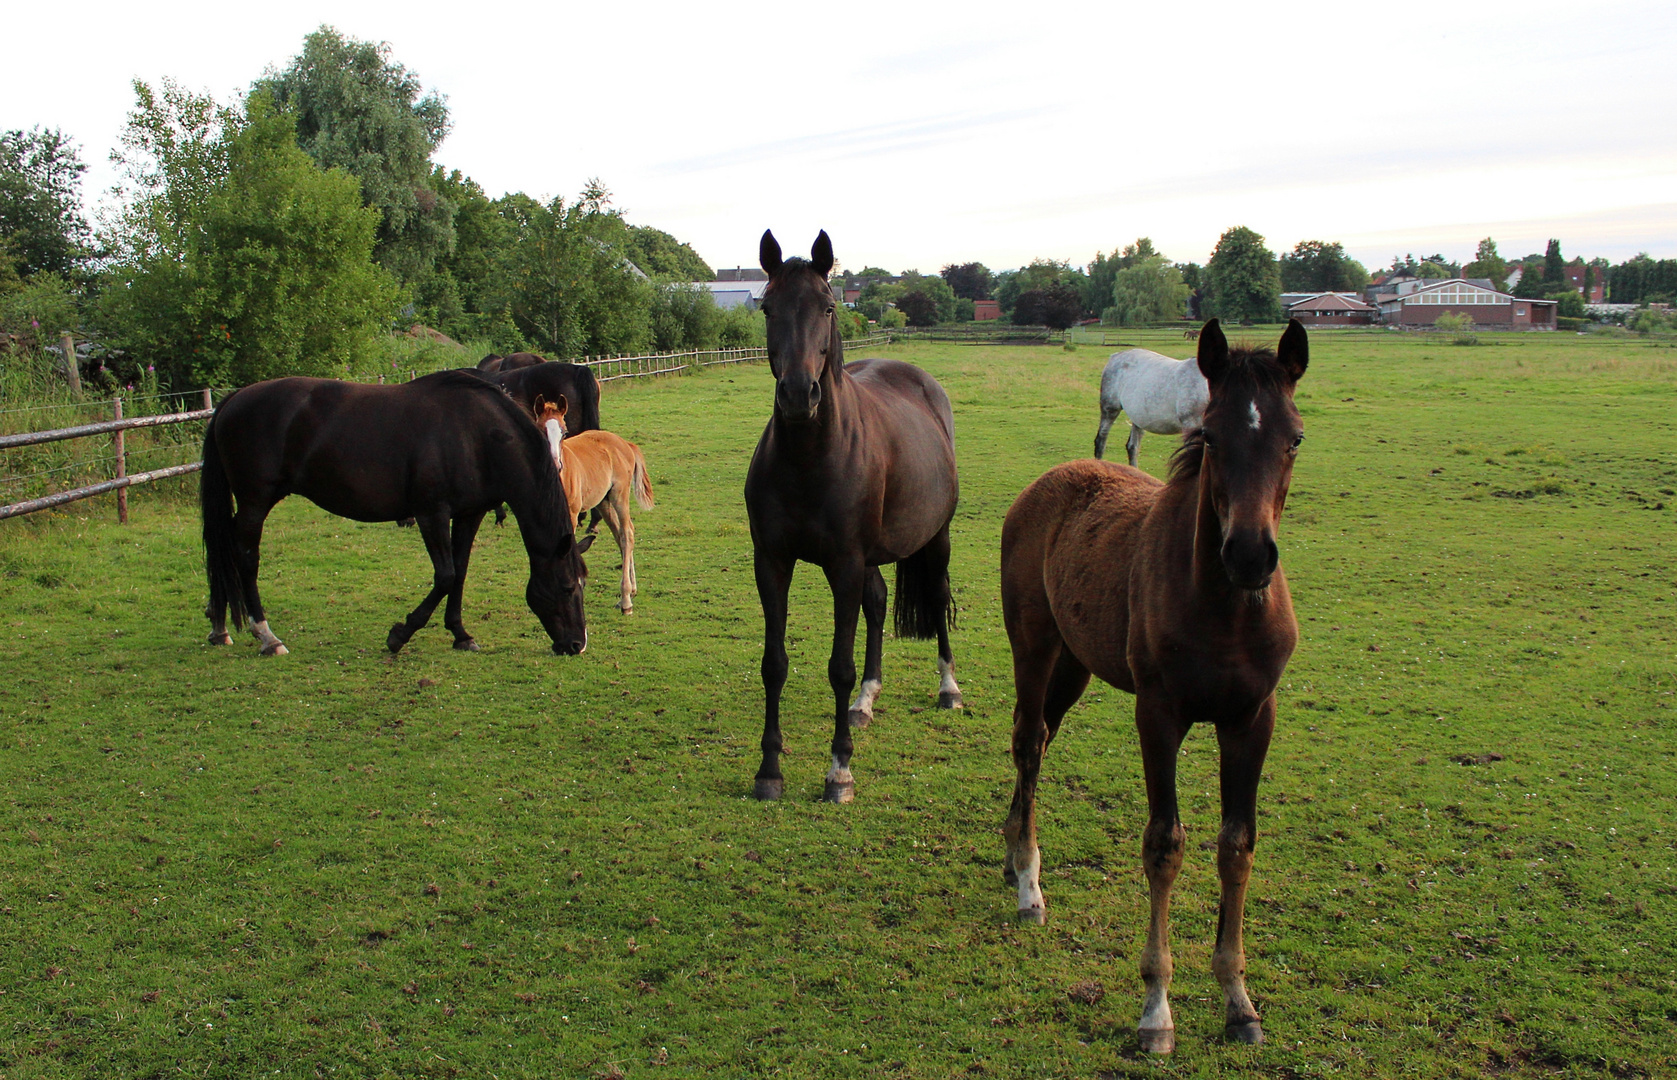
(543, 418, 564, 471)
(1247, 401, 1262, 431)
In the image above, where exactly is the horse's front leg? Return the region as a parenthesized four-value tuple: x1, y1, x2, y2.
(847, 567, 886, 727)
(821, 559, 866, 803)
(752, 549, 795, 801)
(1213, 698, 1276, 1046)
(388, 511, 455, 653)
(442, 511, 486, 651)
(1136, 693, 1190, 1054)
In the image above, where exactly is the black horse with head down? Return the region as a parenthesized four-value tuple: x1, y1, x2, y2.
(744, 230, 963, 803)
(201, 369, 593, 657)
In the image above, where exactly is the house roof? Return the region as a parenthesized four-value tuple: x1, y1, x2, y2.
(1288, 292, 1375, 312)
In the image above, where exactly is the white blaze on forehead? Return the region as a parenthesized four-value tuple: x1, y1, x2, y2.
(1247, 401, 1262, 430)
(543, 418, 564, 470)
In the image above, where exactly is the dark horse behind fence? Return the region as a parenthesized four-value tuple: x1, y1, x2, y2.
(999, 320, 1308, 1054)
(745, 230, 962, 804)
(202, 370, 594, 657)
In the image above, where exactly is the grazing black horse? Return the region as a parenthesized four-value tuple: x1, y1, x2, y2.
(476, 351, 547, 374)
(201, 370, 594, 657)
(745, 230, 963, 803)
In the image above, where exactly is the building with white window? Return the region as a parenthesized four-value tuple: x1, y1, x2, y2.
(1376, 278, 1557, 330)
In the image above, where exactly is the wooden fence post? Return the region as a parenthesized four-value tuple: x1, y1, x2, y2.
(113, 397, 128, 524)
(202, 388, 213, 411)
(61, 332, 82, 398)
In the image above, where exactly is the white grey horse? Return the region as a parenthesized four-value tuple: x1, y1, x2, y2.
(1093, 348, 1210, 466)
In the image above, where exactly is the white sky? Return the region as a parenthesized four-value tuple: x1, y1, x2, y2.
(6, 0, 1675, 275)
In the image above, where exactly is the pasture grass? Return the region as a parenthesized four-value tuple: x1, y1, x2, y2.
(0, 329, 1674, 1078)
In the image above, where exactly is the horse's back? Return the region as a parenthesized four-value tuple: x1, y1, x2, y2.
(1101, 349, 1207, 433)
(846, 357, 955, 443)
(1002, 459, 1163, 691)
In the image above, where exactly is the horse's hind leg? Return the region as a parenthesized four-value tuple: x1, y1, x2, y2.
(821, 558, 867, 803)
(387, 512, 456, 654)
(924, 525, 962, 709)
(1136, 694, 1191, 1054)
(1094, 405, 1120, 459)
(443, 511, 487, 651)
(1126, 424, 1145, 468)
(205, 575, 232, 646)
(598, 492, 633, 614)
(1004, 640, 1088, 924)
(232, 498, 286, 656)
(1212, 699, 1276, 1046)
(848, 567, 886, 728)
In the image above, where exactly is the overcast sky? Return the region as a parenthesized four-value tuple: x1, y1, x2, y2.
(7, 0, 1675, 275)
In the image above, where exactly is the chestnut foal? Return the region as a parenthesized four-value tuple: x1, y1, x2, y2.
(999, 320, 1308, 1053)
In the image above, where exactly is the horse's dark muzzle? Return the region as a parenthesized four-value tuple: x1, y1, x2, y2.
(1222, 532, 1279, 591)
(775, 374, 821, 422)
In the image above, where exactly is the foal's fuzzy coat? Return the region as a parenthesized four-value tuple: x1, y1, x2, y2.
(536, 397, 654, 614)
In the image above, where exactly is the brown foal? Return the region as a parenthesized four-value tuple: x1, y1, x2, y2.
(999, 319, 1309, 1053)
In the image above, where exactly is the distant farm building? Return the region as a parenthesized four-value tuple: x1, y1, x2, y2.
(693, 279, 769, 311)
(973, 300, 1002, 321)
(1284, 292, 1377, 326)
(1376, 279, 1557, 329)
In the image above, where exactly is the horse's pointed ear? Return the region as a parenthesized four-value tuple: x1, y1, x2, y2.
(1196, 319, 1229, 383)
(575, 533, 596, 555)
(1278, 319, 1309, 381)
(760, 230, 783, 276)
(556, 394, 568, 418)
(534, 394, 548, 415)
(810, 230, 834, 277)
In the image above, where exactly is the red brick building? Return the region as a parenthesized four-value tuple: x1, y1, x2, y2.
(973, 299, 1001, 321)
(1376, 279, 1557, 329)
(1285, 292, 1377, 326)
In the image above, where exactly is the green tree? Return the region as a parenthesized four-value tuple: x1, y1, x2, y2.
(1542, 239, 1565, 286)
(1279, 240, 1366, 292)
(997, 259, 1087, 320)
(896, 271, 957, 323)
(491, 183, 654, 358)
(940, 262, 993, 300)
(1106, 255, 1189, 326)
(1085, 239, 1157, 315)
(625, 225, 713, 282)
(258, 26, 454, 287)
(0, 127, 91, 281)
(1203, 227, 1281, 323)
(648, 283, 721, 350)
(1461, 237, 1509, 291)
(98, 86, 399, 388)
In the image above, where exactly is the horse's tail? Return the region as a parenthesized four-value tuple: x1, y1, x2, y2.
(200, 413, 247, 629)
(893, 533, 956, 641)
(629, 444, 654, 510)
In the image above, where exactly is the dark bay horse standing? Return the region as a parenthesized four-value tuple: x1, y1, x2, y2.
(476, 351, 546, 374)
(999, 320, 1308, 1053)
(745, 230, 962, 804)
(202, 370, 593, 656)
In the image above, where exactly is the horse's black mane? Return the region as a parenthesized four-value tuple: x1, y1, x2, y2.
(414, 369, 569, 546)
(1167, 343, 1288, 485)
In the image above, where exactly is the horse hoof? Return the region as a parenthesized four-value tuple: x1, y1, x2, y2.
(1138, 1028, 1176, 1055)
(1225, 1020, 1264, 1046)
(453, 638, 480, 652)
(847, 708, 871, 729)
(387, 624, 409, 653)
(753, 778, 784, 801)
(823, 779, 855, 804)
(1016, 904, 1046, 925)
(937, 691, 963, 710)
(260, 642, 289, 657)
(207, 632, 233, 646)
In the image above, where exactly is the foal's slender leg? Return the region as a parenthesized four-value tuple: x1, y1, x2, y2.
(1126, 424, 1145, 469)
(752, 550, 795, 801)
(821, 559, 866, 804)
(1136, 695, 1191, 1054)
(442, 510, 486, 651)
(1213, 699, 1276, 1045)
(598, 491, 633, 613)
(848, 567, 886, 728)
(387, 511, 456, 654)
(1005, 643, 1089, 923)
(1094, 405, 1120, 460)
(232, 498, 286, 656)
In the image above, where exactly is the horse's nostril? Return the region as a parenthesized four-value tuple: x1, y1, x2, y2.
(809, 382, 822, 406)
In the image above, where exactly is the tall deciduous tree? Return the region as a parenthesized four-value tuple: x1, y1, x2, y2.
(1107, 255, 1189, 326)
(997, 258, 1086, 320)
(0, 127, 91, 281)
(625, 225, 713, 282)
(257, 26, 454, 286)
(1203, 226, 1281, 323)
(98, 86, 399, 388)
(1542, 239, 1566, 286)
(1279, 240, 1367, 292)
(940, 262, 994, 300)
(1461, 237, 1509, 291)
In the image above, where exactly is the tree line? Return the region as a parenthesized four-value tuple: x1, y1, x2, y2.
(0, 26, 767, 392)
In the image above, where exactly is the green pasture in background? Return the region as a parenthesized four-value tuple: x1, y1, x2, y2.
(0, 330, 1672, 1078)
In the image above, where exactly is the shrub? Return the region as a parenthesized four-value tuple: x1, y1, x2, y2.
(716, 303, 764, 348)
(1630, 307, 1674, 334)
(649, 283, 721, 352)
(1434, 311, 1477, 345)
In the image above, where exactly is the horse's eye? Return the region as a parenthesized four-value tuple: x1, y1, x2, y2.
(1201, 434, 1216, 450)
(1291, 433, 1305, 449)
(825, 306, 835, 316)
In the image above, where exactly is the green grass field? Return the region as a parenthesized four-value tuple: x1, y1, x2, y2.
(1, 329, 1673, 1079)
